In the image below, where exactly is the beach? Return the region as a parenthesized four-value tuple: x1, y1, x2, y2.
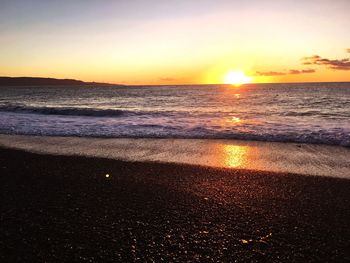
(0, 83, 349, 261)
(1, 0, 350, 261)
(1, 144, 349, 262)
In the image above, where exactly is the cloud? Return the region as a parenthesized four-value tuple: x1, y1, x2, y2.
(255, 71, 286, 76)
(257, 49, 349, 76)
(288, 69, 316, 74)
(256, 69, 315, 76)
(302, 55, 350, 70)
(159, 77, 176, 81)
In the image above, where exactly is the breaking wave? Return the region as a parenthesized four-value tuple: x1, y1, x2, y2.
(0, 105, 128, 117)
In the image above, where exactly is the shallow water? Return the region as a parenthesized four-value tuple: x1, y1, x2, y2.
(1, 135, 349, 178)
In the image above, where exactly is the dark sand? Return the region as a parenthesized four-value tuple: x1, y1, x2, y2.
(0, 147, 349, 262)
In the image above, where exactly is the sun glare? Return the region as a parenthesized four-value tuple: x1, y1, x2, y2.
(224, 71, 252, 86)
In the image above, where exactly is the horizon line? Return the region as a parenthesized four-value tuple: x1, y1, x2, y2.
(1, 75, 350, 86)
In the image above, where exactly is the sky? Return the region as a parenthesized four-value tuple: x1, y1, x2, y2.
(0, 0, 349, 85)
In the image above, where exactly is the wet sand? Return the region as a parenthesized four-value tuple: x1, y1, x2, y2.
(0, 147, 349, 262)
(1, 135, 350, 178)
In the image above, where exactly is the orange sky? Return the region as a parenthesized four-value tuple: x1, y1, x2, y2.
(0, 0, 349, 85)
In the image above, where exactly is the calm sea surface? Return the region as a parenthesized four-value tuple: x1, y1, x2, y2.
(0, 83, 349, 146)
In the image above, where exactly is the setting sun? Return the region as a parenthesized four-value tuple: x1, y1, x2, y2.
(224, 71, 252, 86)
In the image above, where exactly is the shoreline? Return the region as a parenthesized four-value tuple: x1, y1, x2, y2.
(1, 134, 350, 178)
(1, 146, 349, 261)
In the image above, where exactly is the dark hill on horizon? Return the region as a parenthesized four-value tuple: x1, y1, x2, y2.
(0, 77, 121, 86)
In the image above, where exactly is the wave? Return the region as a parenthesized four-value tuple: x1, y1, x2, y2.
(0, 105, 128, 117)
(0, 122, 349, 147)
(0, 105, 218, 118)
(282, 110, 350, 118)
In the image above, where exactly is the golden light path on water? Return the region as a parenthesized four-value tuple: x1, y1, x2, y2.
(222, 145, 250, 168)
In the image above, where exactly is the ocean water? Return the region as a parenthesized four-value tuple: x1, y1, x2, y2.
(0, 83, 349, 146)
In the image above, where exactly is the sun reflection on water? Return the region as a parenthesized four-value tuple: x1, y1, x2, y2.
(222, 145, 249, 168)
(226, 117, 241, 123)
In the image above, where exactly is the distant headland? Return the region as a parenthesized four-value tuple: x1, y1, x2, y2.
(0, 77, 122, 86)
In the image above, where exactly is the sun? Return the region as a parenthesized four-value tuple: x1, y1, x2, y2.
(224, 71, 252, 86)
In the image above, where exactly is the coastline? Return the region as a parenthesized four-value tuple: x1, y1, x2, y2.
(1, 146, 349, 262)
(0, 134, 350, 178)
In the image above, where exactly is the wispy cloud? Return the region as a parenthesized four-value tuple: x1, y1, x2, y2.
(288, 69, 315, 74)
(256, 69, 315, 76)
(255, 71, 286, 76)
(302, 54, 350, 70)
(256, 49, 350, 77)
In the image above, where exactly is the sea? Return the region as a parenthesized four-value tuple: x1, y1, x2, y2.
(0, 82, 350, 147)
